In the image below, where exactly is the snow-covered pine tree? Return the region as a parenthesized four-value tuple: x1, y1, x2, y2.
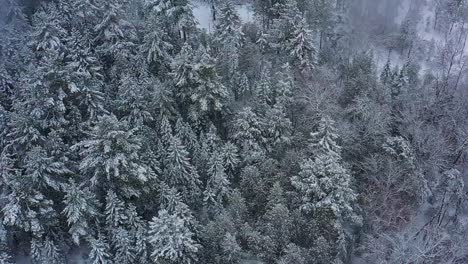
(104, 190, 149, 263)
(234, 72, 250, 100)
(145, 0, 197, 46)
(288, 15, 317, 72)
(254, 63, 273, 105)
(29, 3, 67, 57)
(175, 118, 199, 153)
(259, 183, 291, 258)
(264, 0, 299, 58)
(221, 142, 240, 178)
(116, 74, 155, 126)
(88, 234, 111, 264)
(203, 151, 231, 213)
(2, 127, 69, 239)
(172, 42, 197, 107)
(93, 0, 138, 72)
(191, 47, 228, 116)
(291, 154, 356, 217)
(254, 0, 295, 29)
(113, 228, 136, 264)
(380, 59, 392, 86)
(273, 63, 294, 106)
(215, 0, 243, 79)
(309, 116, 342, 155)
(143, 15, 172, 65)
(142, 4, 173, 73)
(391, 65, 408, 100)
(389, 65, 408, 135)
(104, 190, 127, 229)
(230, 107, 265, 161)
(163, 134, 200, 200)
(62, 180, 98, 245)
(262, 103, 292, 151)
(73, 115, 152, 197)
(30, 236, 63, 264)
(148, 188, 200, 264)
(291, 116, 360, 263)
(216, 1, 242, 43)
(64, 29, 106, 123)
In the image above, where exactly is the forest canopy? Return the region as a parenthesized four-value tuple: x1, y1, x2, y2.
(1, 0, 468, 263)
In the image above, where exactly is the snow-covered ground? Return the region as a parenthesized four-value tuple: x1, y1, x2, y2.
(374, 0, 467, 76)
(192, 1, 254, 32)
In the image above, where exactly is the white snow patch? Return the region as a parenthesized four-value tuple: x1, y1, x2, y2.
(238, 4, 254, 24)
(192, 1, 254, 32)
(192, 2, 214, 32)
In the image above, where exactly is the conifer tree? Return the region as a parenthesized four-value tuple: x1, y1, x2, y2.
(142, 6, 173, 71)
(288, 15, 317, 72)
(148, 188, 200, 264)
(163, 135, 200, 200)
(204, 151, 231, 212)
(254, 63, 273, 105)
(235, 72, 250, 100)
(291, 116, 360, 263)
(93, 0, 138, 70)
(73, 115, 153, 197)
(172, 43, 197, 105)
(263, 103, 292, 150)
(231, 107, 265, 160)
(62, 181, 98, 245)
(309, 116, 342, 156)
(29, 3, 67, 56)
(175, 118, 199, 153)
(273, 63, 294, 106)
(260, 183, 291, 258)
(145, 0, 197, 45)
(215, 0, 243, 79)
(380, 59, 392, 86)
(31, 236, 63, 264)
(116, 74, 155, 126)
(88, 234, 111, 264)
(191, 48, 228, 115)
(221, 142, 240, 177)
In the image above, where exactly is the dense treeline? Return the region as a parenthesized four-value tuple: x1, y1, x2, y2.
(0, 0, 468, 263)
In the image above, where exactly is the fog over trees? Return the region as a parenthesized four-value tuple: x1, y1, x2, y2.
(1, 0, 468, 263)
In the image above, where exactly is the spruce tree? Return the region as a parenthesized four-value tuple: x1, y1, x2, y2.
(163, 135, 200, 200)
(204, 151, 231, 212)
(288, 15, 317, 72)
(88, 234, 111, 264)
(73, 115, 153, 197)
(230, 107, 265, 160)
(142, 6, 173, 71)
(215, 0, 243, 79)
(62, 181, 98, 245)
(148, 188, 200, 264)
(191, 48, 228, 115)
(291, 116, 360, 263)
